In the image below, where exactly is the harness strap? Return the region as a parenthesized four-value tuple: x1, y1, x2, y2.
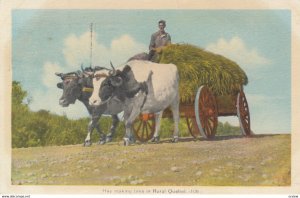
(94, 73, 108, 79)
(82, 87, 94, 92)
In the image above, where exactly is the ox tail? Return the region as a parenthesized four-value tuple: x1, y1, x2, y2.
(147, 70, 153, 82)
(145, 70, 154, 95)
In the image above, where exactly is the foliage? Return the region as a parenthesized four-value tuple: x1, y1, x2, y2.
(12, 81, 87, 148)
(157, 118, 241, 138)
(217, 121, 241, 136)
(155, 44, 248, 103)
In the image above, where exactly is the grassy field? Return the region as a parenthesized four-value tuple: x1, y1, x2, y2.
(11, 134, 291, 186)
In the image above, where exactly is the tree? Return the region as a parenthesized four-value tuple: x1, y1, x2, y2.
(12, 81, 30, 147)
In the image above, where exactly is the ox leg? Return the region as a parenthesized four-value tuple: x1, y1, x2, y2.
(84, 118, 97, 147)
(123, 105, 134, 146)
(84, 115, 105, 146)
(150, 111, 163, 143)
(95, 122, 107, 145)
(170, 94, 180, 143)
(124, 108, 141, 146)
(123, 93, 147, 146)
(106, 115, 119, 143)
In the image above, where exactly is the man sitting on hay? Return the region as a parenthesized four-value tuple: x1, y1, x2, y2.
(148, 20, 171, 61)
(127, 20, 171, 62)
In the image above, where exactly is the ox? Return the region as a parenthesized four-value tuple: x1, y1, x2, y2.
(55, 67, 122, 146)
(89, 60, 180, 146)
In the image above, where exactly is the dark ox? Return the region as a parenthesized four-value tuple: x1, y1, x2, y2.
(55, 67, 121, 146)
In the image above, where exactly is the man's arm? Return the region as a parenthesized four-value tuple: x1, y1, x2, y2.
(149, 34, 155, 50)
(167, 34, 171, 44)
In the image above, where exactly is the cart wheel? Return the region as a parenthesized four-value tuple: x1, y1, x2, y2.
(194, 86, 218, 139)
(237, 91, 251, 136)
(132, 113, 155, 142)
(186, 117, 200, 138)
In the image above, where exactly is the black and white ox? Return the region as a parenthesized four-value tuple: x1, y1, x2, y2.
(89, 60, 180, 146)
(55, 67, 122, 146)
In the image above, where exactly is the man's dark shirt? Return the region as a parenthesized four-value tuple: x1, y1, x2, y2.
(149, 31, 171, 50)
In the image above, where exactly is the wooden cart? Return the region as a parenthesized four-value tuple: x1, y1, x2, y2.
(132, 85, 251, 142)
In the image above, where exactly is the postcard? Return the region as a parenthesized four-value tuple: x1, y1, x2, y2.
(0, 0, 299, 196)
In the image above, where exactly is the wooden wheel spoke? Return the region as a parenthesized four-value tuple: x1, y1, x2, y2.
(241, 111, 246, 117)
(200, 100, 204, 106)
(142, 122, 146, 139)
(207, 120, 213, 135)
(205, 122, 211, 136)
(135, 121, 143, 132)
(186, 117, 200, 138)
(208, 119, 216, 127)
(147, 121, 152, 131)
(145, 122, 149, 138)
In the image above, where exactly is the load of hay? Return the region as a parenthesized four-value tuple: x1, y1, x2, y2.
(154, 44, 248, 103)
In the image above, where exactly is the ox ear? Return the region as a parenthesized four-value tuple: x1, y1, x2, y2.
(123, 65, 131, 73)
(57, 82, 63, 89)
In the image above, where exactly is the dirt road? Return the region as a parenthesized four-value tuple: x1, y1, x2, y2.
(12, 134, 290, 186)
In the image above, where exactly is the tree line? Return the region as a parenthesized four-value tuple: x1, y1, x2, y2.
(12, 81, 241, 148)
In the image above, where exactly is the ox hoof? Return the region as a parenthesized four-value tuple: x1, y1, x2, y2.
(123, 138, 133, 146)
(150, 136, 160, 143)
(83, 140, 92, 147)
(123, 139, 129, 146)
(97, 140, 106, 145)
(171, 137, 179, 143)
(106, 136, 113, 143)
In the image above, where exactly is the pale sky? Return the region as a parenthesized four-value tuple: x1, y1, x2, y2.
(12, 10, 291, 134)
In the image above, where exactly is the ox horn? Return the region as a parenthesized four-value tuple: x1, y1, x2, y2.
(109, 61, 117, 76)
(55, 72, 64, 78)
(81, 64, 93, 77)
(110, 61, 115, 70)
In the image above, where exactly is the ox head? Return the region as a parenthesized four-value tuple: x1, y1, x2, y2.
(89, 62, 119, 106)
(55, 71, 85, 107)
(55, 65, 103, 107)
(90, 62, 144, 106)
(98, 69, 124, 102)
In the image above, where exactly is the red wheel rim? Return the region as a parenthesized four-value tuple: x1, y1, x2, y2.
(237, 91, 251, 136)
(195, 86, 218, 138)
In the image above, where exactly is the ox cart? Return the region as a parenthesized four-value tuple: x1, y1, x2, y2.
(132, 85, 251, 142)
(130, 44, 251, 142)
